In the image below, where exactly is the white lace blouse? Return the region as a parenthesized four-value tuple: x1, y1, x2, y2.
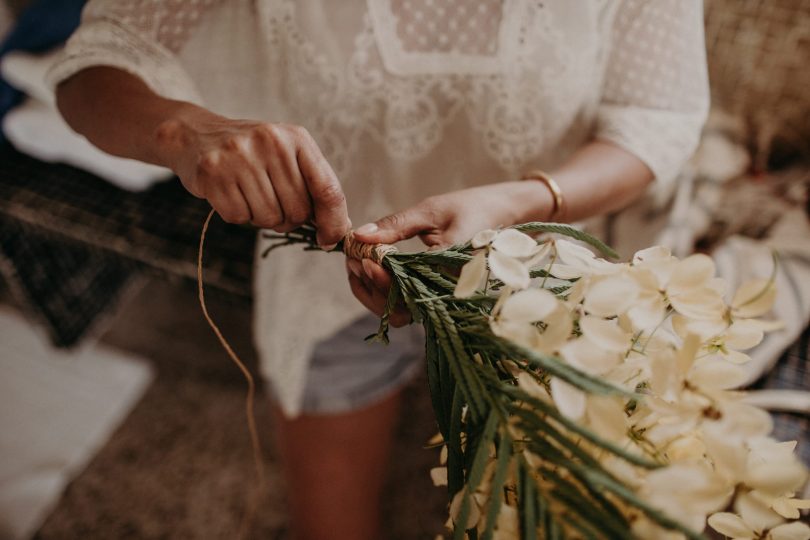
(49, 0, 709, 415)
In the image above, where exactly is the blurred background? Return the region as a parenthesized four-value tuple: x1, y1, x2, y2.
(0, 1, 808, 539)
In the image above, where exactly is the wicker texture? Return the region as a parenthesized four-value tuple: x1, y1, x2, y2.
(704, 0, 810, 166)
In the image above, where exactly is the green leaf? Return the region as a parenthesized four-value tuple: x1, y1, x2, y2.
(504, 386, 661, 469)
(481, 431, 513, 540)
(517, 462, 538, 540)
(512, 223, 619, 259)
(425, 323, 449, 439)
(453, 412, 498, 540)
(447, 386, 465, 496)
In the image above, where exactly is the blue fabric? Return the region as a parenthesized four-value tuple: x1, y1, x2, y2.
(0, 0, 86, 140)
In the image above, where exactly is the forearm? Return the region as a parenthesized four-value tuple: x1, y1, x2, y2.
(510, 140, 654, 223)
(55, 66, 218, 169)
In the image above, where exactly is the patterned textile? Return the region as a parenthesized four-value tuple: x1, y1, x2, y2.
(48, 0, 711, 415)
(0, 143, 254, 347)
(0, 216, 133, 346)
(753, 327, 810, 467)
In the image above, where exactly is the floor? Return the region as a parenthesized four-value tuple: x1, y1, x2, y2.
(28, 278, 447, 539)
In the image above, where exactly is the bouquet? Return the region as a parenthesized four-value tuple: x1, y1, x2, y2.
(263, 222, 810, 540)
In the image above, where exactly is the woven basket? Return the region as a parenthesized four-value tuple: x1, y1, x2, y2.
(704, 0, 810, 168)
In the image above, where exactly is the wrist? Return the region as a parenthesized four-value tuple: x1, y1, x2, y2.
(499, 180, 556, 224)
(151, 102, 219, 170)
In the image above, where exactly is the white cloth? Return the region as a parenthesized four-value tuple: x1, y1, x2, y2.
(653, 124, 810, 415)
(47, 0, 710, 415)
(0, 307, 153, 540)
(1, 49, 172, 191)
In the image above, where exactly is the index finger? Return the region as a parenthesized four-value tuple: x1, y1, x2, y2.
(296, 135, 351, 248)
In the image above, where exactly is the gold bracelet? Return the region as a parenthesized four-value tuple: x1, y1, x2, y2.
(521, 169, 566, 222)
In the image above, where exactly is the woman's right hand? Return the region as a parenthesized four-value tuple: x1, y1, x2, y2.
(156, 112, 351, 249)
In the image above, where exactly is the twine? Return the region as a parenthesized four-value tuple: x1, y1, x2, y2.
(196, 214, 395, 536)
(198, 209, 265, 539)
(342, 230, 398, 264)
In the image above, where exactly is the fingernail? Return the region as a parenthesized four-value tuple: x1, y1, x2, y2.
(321, 243, 337, 252)
(355, 223, 378, 235)
(347, 259, 362, 278)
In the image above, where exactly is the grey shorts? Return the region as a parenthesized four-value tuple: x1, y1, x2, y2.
(287, 315, 425, 415)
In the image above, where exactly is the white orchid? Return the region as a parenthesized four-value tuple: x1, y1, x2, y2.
(489, 288, 572, 353)
(642, 463, 733, 532)
(708, 491, 810, 540)
(442, 232, 804, 540)
(455, 228, 547, 297)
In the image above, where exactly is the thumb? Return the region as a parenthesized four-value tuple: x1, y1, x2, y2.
(353, 206, 436, 245)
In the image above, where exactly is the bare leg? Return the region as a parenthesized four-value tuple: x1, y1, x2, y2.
(272, 389, 403, 540)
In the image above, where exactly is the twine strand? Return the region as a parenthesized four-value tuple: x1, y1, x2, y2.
(342, 231, 397, 264)
(197, 215, 395, 537)
(198, 209, 265, 538)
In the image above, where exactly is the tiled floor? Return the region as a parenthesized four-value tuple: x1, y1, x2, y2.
(30, 278, 447, 539)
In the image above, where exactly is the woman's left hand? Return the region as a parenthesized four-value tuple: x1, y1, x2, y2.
(345, 182, 552, 323)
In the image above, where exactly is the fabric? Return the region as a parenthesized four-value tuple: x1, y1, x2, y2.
(0, 305, 154, 540)
(48, 0, 710, 415)
(750, 327, 810, 468)
(1, 48, 173, 191)
(0, 142, 255, 347)
(650, 116, 810, 401)
(0, 0, 85, 136)
(279, 314, 424, 414)
(0, 215, 134, 347)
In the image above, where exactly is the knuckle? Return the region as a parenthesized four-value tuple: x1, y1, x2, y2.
(254, 122, 278, 138)
(223, 134, 250, 154)
(197, 151, 221, 175)
(379, 212, 405, 229)
(254, 123, 287, 145)
(288, 124, 310, 141)
(255, 216, 283, 229)
(286, 205, 311, 226)
(218, 205, 250, 224)
(314, 182, 346, 207)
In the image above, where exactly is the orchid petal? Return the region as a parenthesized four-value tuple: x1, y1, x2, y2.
(767, 522, 810, 540)
(583, 274, 640, 317)
(560, 337, 622, 375)
(430, 467, 448, 487)
(670, 287, 726, 320)
(633, 246, 672, 265)
(472, 229, 498, 248)
(746, 460, 808, 496)
(690, 359, 748, 390)
(516, 372, 550, 401)
(454, 251, 488, 298)
(550, 377, 586, 420)
(707, 512, 756, 539)
(586, 395, 627, 441)
(733, 278, 777, 318)
(489, 250, 530, 289)
(669, 254, 716, 294)
(492, 229, 538, 258)
(490, 319, 537, 349)
(579, 315, 632, 353)
(500, 288, 559, 322)
(534, 306, 573, 353)
(735, 490, 784, 533)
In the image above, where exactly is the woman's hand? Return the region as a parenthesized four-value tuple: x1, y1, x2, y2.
(56, 67, 351, 249)
(345, 182, 554, 322)
(157, 113, 350, 248)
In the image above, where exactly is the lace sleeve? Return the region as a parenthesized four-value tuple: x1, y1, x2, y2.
(46, 0, 208, 103)
(596, 0, 709, 193)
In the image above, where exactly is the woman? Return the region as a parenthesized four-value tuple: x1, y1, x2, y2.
(52, 1, 708, 538)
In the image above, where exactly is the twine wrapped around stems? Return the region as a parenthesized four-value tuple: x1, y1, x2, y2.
(341, 230, 398, 264)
